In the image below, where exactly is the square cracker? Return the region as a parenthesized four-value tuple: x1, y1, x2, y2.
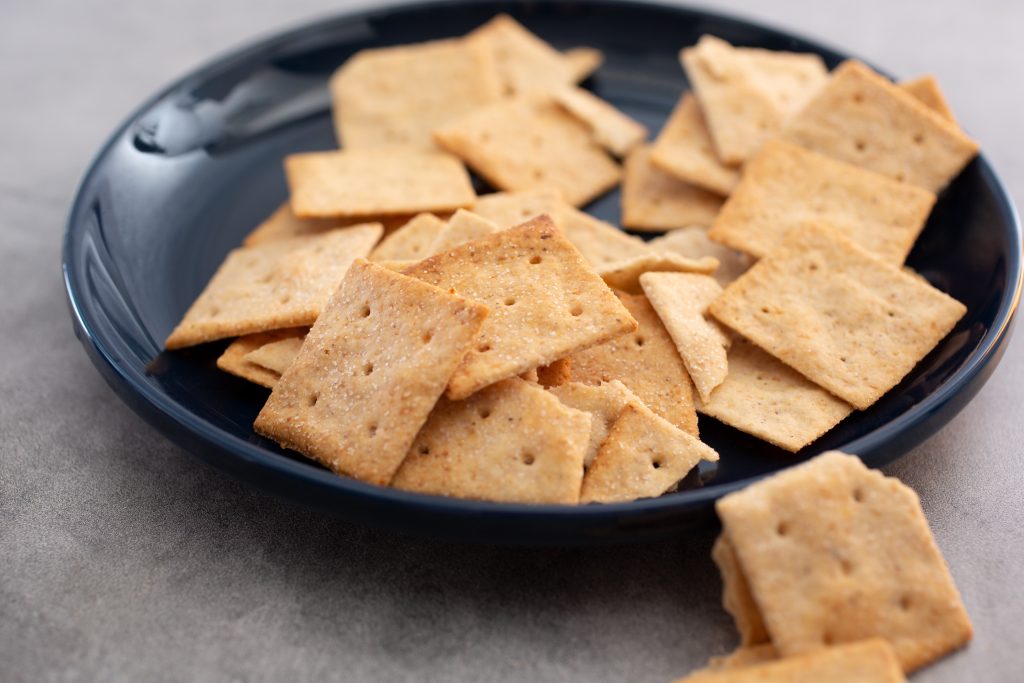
(549, 380, 638, 467)
(569, 291, 699, 435)
(285, 148, 475, 218)
(165, 224, 382, 349)
(216, 329, 305, 389)
(369, 213, 447, 262)
(468, 14, 575, 95)
(621, 145, 723, 231)
(640, 272, 730, 402)
(434, 95, 621, 207)
(717, 451, 972, 672)
(471, 188, 566, 230)
(254, 260, 488, 486)
(648, 227, 750, 286)
(391, 378, 590, 504)
(708, 223, 966, 410)
(243, 202, 340, 246)
(403, 215, 637, 400)
(552, 85, 647, 157)
(599, 253, 719, 295)
(697, 339, 853, 452)
(564, 47, 604, 83)
(581, 403, 718, 504)
(709, 139, 936, 264)
(650, 93, 740, 196)
(428, 209, 500, 253)
(900, 75, 957, 124)
(244, 331, 306, 376)
(711, 534, 770, 647)
(561, 205, 654, 268)
(779, 60, 978, 192)
(329, 38, 501, 150)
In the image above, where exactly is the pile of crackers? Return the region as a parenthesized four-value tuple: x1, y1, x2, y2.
(165, 15, 977, 505)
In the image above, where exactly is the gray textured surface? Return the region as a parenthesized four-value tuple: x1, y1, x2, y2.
(2, 0, 1022, 681)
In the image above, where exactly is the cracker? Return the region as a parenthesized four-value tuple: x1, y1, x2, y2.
(428, 209, 500, 253)
(434, 96, 621, 207)
(569, 291, 699, 435)
(709, 139, 936, 264)
(244, 331, 306, 376)
(536, 357, 572, 388)
(779, 60, 978, 192)
(549, 380, 637, 467)
(675, 639, 905, 682)
(564, 47, 604, 83)
(329, 38, 502, 150)
(621, 145, 723, 231)
(708, 223, 966, 409)
(681, 35, 828, 164)
(403, 215, 637, 400)
(165, 225, 382, 349)
(599, 253, 719, 295)
(648, 227, 750, 286)
(471, 188, 566, 229)
(705, 644, 778, 672)
(369, 213, 447, 261)
(243, 202, 340, 246)
(391, 378, 590, 504)
(697, 339, 854, 452)
(254, 260, 488, 486)
(552, 85, 647, 157)
(561, 205, 653, 268)
(216, 330, 304, 389)
(581, 404, 718, 504)
(900, 75, 957, 124)
(469, 14, 575, 95)
(285, 148, 475, 218)
(650, 94, 740, 196)
(640, 272, 730, 402)
(717, 451, 973, 672)
(711, 534, 770, 646)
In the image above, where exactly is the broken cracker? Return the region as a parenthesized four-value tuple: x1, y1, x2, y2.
(621, 145, 723, 231)
(552, 85, 647, 157)
(650, 93, 740, 196)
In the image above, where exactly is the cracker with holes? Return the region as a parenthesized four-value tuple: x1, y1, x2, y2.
(285, 148, 475, 218)
(717, 451, 972, 672)
(403, 215, 637, 400)
(709, 223, 966, 410)
(599, 253, 719, 295)
(428, 209, 500, 253)
(391, 378, 591, 504)
(569, 291, 699, 435)
(165, 224, 382, 349)
(901, 75, 957, 124)
(329, 38, 502, 149)
(552, 85, 648, 157)
(369, 213, 448, 262)
(549, 380, 637, 467)
(217, 329, 306, 388)
(254, 260, 488, 486)
(650, 93, 740, 196)
(710, 140, 936, 264)
(469, 14, 576, 95)
(471, 188, 566, 229)
(648, 227, 750, 286)
(622, 145, 723, 231)
(779, 60, 978, 191)
(434, 96, 621, 207)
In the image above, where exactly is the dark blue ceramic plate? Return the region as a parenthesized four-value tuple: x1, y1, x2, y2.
(63, 0, 1021, 544)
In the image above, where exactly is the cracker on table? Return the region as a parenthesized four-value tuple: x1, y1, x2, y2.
(391, 378, 590, 504)
(285, 148, 475, 218)
(900, 75, 957, 124)
(434, 96, 621, 208)
(244, 331, 306, 376)
(165, 224, 382, 349)
(649, 93, 740, 196)
(564, 46, 604, 83)
(640, 272, 730, 402)
(536, 357, 572, 388)
(570, 291, 699, 435)
(648, 227, 750, 286)
(581, 404, 717, 504)
(403, 215, 637, 400)
(696, 339, 853, 452)
(254, 260, 488, 486)
(717, 451, 972, 672)
(711, 534, 770, 647)
(621, 145, 723, 231)
(428, 209, 500, 253)
(369, 213, 447, 261)
(709, 139, 936, 264)
(468, 14, 576, 95)
(708, 223, 966, 410)
(549, 380, 637, 467)
(552, 85, 647, 157)
(599, 253, 719, 295)
(329, 38, 501, 150)
(216, 329, 305, 389)
(779, 60, 978, 192)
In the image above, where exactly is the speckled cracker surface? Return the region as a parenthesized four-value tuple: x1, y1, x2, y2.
(369, 213, 447, 261)
(640, 272, 730, 402)
(717, 452, 972, 672)
(434, 96, 621, 207)
(599, 253, 719, 295)
(621, 145, 723, 231)
(581, 404, 717, 504)
(403, 216, 637, 400)
(216, 329, 305, 389)
(391, 378, 590, 504)
(710, 140, 936, 264)
(779, 60, 978, 192)
(471, 188, 565, 229)
(570, 291, 698, 435)
(285, 148, 475, 218)
(708, 223, 966, 410)
(901, 75, 957, 123)
(650, 94, 740, 196)
(469, 14, 575, 95)
(244, 331, 306, 375)
(712, 534, 770, 646)
(564, 47, 603, 83)
(254, 260, 488, 486)
(329, 38, 501, 149)
(165, 225, 382, 349)
(549, 380, 636, 467)
(243, 202, 341, 246)
(562, 205, 653, 268)
(697, 339, 853, 452)
(649, 227, 750, 286)
(428, 209, 500, 253)
(552, 85, 647, 157)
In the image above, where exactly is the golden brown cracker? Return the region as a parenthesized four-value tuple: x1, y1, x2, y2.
(561, 205, 653, 268)
(428, 209, 500, 253)
(549, 380, 637, 468)
(242, 202, 340, 246)
(648, 227, 750, 286)
(621, 145, 723, 231)
(900, 75, 957, 124)
(469, 14, 576, 95)
(650, 93, 740, 196)
(712, 534, 770, 647)
(471, 187, 566, 229)
(705, 644, 779, 672)
(216, 330, 304, 389)
(244, 331, 306, 376)
(369, 213, 448, 262)
(552, 85, 647, 157)
(564, 46, 604, 83)
(599, 253, 719, 295)
(536, 357, 572, 388)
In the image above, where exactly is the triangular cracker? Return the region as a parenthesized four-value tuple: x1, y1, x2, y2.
(254, 260, 489, 486)
(552, 85, 647, 157)
(649, 94, 740, 196)
(369, 213, 447, 261)
(621, 145, 723, 231)
(468, 14, 575, 95)
(428, 209, 500, 253)
(648, 227, 750, 286)
(900, 75, 957, 124)
(216, 329, 305, 389)
(599, 253, 719, 295)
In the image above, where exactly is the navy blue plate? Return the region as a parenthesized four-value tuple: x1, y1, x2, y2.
(63, 0, 1022, 544)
